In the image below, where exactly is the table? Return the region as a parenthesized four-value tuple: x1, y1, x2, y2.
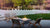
(13, 17, 32, 24)
(20, 18, 32, 24)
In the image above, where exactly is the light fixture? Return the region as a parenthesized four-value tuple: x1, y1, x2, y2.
(22, 16, 28, 21)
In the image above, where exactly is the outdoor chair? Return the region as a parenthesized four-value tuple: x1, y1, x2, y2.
(23, 20, 32, 24)
(11, 19, 21, 28)
(29, 18, 42, 28)
(22, 20, 32, 28)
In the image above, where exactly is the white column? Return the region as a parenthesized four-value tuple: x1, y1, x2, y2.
(18, 6, 19, 10)
(7, 8, 8, 10)
(15, 8, 17, 10)
(12, 8, 13, 10)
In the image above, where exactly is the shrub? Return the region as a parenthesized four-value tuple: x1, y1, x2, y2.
(17, 13, 50, 20)
(20, 7, 33, 10)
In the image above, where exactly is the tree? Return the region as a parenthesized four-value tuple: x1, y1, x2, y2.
(12, 0, 45, 10)
(31, 0, 38, 5)
(4, 0, 9, 3)
(37, 0, 45, 5)
(12, 0, 22, 7)
(4, 0, 13, 7)
(12, 0, 34, 9)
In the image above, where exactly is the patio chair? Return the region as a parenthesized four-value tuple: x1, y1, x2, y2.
(11, 19, 21, 28)
(29, 18, 42, 28)
(22, 20, 32, 28)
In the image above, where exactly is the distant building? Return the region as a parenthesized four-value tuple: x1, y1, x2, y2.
(29, 0, 44, 10)
(45, 0, 50, 10)
(0, 0, 13, 10)
(0, 0, 50, 10)
(29, 0, 50, 10)
(0, 0, 4, 9)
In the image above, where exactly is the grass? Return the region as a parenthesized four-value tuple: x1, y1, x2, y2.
(17, 13, 50, 20)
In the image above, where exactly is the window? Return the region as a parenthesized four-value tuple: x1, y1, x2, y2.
(45, 0, 47, 1)
(48, 2, 50, 4)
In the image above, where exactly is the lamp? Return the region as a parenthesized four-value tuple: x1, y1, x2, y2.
(22, 16, 28, 21)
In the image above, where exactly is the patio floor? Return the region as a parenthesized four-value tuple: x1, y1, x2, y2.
(0, 20, 50, 28)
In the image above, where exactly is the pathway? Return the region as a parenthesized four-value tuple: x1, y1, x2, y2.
(0, 20, 49, 28)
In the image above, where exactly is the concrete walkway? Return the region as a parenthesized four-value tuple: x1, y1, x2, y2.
(40, 20, 50, 28)
(0, 20, 49, 28)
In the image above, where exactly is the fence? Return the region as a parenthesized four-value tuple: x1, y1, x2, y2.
(0, 10, 50, 16)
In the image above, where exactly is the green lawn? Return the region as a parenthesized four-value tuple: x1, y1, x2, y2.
(17, 13, 50, 20)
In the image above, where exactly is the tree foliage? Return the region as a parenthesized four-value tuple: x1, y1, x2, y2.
(12, 0, 45, 9)
(12, 0, 22, 6)
(12, 0, 33, 6)
(5, 0, 10, 3)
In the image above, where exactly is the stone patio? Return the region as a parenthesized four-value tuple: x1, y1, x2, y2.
(0, 20, 49, 28)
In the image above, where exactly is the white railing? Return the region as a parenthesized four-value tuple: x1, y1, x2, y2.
(0, 9, 50, 16)
(0, 9, 50, 20)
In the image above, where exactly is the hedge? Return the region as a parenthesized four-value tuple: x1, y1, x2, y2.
(17, 13, 50, 20)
